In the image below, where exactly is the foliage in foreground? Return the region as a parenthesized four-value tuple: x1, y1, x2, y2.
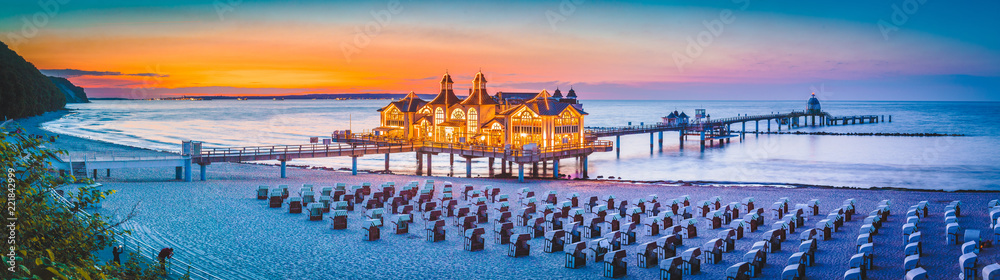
(1, 124, 164, 279)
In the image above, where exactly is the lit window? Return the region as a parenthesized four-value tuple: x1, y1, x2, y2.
(467, 108, 478, 133)
(434, 107, 444, 124)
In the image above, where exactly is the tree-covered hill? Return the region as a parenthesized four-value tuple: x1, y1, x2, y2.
(1, 41, 66, 119)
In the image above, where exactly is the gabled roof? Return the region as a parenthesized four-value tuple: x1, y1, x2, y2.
(481, 117, 505, 129)
(380, 91, 427, 112)
(678, 112, 689, 118)
(666, 111, 677, 118)
(518, 89, 588, 116)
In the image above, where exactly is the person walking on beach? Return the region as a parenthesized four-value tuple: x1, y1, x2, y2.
(157, 247, 174, 272)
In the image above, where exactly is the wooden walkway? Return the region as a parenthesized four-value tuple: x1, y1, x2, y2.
(585, 111, 829, 138)
(47, 109, 886, 183)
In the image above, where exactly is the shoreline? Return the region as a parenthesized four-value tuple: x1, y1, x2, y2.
(11, 109, 996, 192)
(17, 110, 1000, 279)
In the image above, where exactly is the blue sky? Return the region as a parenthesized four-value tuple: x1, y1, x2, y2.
(2, 0, 998, 100)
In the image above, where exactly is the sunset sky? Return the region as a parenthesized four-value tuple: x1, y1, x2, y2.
(2, 0, 998, 100)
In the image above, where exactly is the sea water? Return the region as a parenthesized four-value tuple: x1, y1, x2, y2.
(43, 99, 1000, 190)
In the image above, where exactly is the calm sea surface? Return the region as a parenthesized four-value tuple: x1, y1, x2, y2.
(44, 100, 1000, 190)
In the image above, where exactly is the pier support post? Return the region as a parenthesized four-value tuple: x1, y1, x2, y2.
(280, 159, 287, 178)
(426, 155, 432, 176)
(615, 135, 621, 158)
(658, 131, 663, 150)
(518, 163, 525, 183)
(679, 129, 684, 149)
(889, 115, 892, 122)
(384, 153, 390, 172)
(582, 156, 589, 179)
(532, 162, 538, 177)
(416, 153, 423, 176)
(92, 169, 97, 180)
(488, 157, 495, 177)
(449, 153, 454, 168)
(741, 122, 745, 141)
(500, 160, 506, 175)
(106, 169, 110, 177)
(351, 156, 358, 176)
(767, 120, 771, 132)
(542, 161, 548, 176)
(465, 157, 472, 178)
(175, 166, 183, 180)
(553, 159, 559, 179)
(700, 130, 706, 152)
(199, 164, 207, 181)
(649, 132, 654, 154)
(183, 158, 192, 182)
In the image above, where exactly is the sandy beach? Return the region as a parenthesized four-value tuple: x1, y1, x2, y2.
(15, 112, 999, 280)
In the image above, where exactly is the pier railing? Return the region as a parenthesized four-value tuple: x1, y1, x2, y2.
(197, 142, 416, 162)
(585, 111, 836, 137)
(196, 137, 612, 163)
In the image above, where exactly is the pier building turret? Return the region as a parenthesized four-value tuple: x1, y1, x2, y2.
(807, 92, 821, 114)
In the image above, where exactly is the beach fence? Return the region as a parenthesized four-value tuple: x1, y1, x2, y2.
(48, 188, 263, 280)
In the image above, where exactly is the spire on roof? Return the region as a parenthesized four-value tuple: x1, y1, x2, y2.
(553, 87, 563, 98)
(462, 70, 498, 106)
(473, 71, 487, 89)
(535, 89, 551, 100)
(429, 71, 459, 105)
(440, 72, 454, 85)
(567, 86, 577, 98)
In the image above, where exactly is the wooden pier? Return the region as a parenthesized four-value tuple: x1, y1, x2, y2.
(49, 111, 888, 184)
(182, 137, 613, 183)
(585, 111, 891, 155)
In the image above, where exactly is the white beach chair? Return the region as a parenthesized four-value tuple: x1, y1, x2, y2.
(702, 238, 724, 264)
(843, 268, 862, 280)
(680, 247, 701, 275)
(743, 250, 765, 277)
(960, 252, 978, 280)
(963, 241, 980, 255)
(905, 242, 921, 256)
(904, 267, 927, 280)
(904, 255, 920, 272)
(726, 262, 750, 280)
(781, 264, 803, 280)
(947, 223, 961, 244)
(660, 256, 683, 280)
(983, 263, 1000, 280)
(995, 224, 1000, 244)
